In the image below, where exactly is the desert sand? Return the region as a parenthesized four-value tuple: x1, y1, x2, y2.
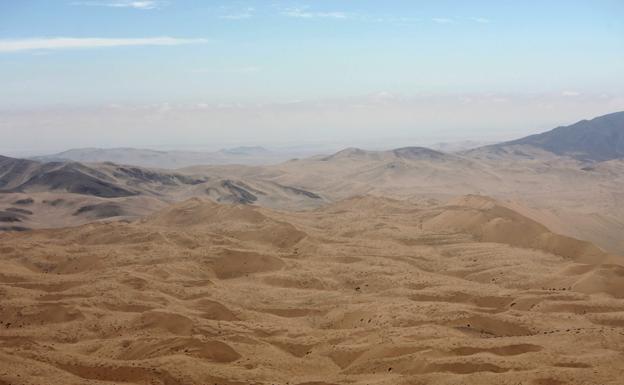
(1, 195, 623, 385)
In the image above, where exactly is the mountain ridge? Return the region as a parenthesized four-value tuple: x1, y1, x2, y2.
(478, 111, 624, 162)
(33, 145, 294, 169)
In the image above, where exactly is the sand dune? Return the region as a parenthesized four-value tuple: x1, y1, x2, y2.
(0, 196, 622, 384)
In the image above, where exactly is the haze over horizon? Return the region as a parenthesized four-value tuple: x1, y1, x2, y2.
(3, 3, 624, 385)
(1, 1, 624, 155)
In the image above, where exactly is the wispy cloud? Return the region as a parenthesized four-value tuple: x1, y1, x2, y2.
(193, 66, 261, 74)
(72, 1, 166, 9)
(432, 17, 454, 24)
(219, 7, 255, 20)
(282, 7, 349, 19)
(562, 90, 581, 97)
(471, 17, 490, 24)
(0, 37, 208, 53)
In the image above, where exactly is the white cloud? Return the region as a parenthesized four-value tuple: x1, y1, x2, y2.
(0, 37, 208, 53)
(432, 17, 454, 24)
(471, 17, 490, 24)
(72, 1, 165, 9)
(370, 91, 400, 102)
(193, 66, 261, 74)
(220, 7, 255, 20)
(562, 90, 581, 97)
(282, 7, 348, 19)
(220, 13, 252, 20)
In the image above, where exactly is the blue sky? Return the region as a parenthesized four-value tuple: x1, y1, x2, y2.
(0, 1, 623, 153)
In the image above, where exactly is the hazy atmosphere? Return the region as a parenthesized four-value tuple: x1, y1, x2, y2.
(2, 2, 624, 385)
(1, 1, 623, 155)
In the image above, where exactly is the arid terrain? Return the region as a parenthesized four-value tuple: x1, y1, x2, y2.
(3, 1, 623, 383)
(1, 195, 624, 385)
(1, 112, 623, 384)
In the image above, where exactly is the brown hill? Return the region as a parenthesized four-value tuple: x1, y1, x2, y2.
(193, 142, 624, 256)
(0, 196, 622, 385)
(424, 195, 613, 264)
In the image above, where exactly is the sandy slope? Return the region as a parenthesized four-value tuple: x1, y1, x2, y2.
(1, 196, 623, 385)
(186, 148, 624, 255)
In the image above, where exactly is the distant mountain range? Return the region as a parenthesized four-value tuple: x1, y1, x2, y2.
(32, 145, 297, 169)
(32, 111, 624, 169)
(0, 155, 204, 198)
(0, 154, 326, 230)
(484, 111, 624, 162)
(310, 107, 623, 164)
(2, 111, 624, 254)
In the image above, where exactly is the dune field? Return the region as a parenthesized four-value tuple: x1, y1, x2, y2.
(1, 195, 623, 385)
